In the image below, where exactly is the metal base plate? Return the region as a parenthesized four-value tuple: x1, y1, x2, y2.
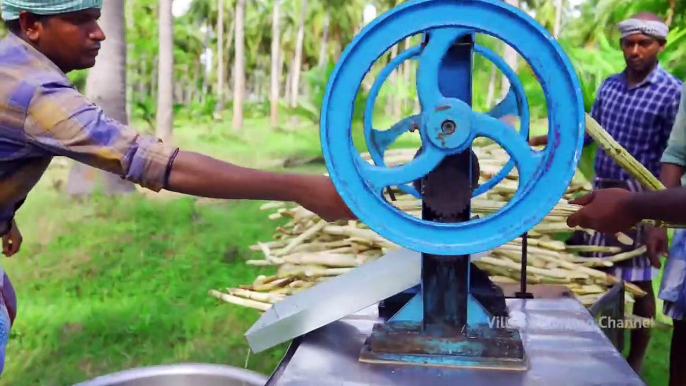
(358, 321, 527, 371)
(359, 345, 529, 372)
(265, 295, 645, 386)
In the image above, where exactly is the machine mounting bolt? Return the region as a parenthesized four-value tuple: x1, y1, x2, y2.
(441, 120, 456, 134)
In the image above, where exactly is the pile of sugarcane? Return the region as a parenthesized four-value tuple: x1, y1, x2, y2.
(209, 115, 674, 329)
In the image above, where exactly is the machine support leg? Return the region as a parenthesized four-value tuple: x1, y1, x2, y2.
(420, 34, 475, 335)
(422, 254, 469, 334)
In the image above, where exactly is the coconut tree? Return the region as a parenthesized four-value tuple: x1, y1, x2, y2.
(156, 0, 174, 142)
(233, 0, 246, 129)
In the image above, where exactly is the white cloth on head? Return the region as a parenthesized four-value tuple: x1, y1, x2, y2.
(617, 18, 669, 39)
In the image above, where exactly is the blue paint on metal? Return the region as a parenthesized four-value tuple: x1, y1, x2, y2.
(365, 45, 423, 198)
(364, 43, 526, 200)
(424, 100, 473, 152)
(472, 42, 529, 197)
(368, 115, 422, 198)
(360, 321, 527, 370)
(420, 32, 474, 340)
(390, 293, 491, 325)
(359, 351, 528, 370)
(487, 88, 519, 120)
(319, 0, 585, 257)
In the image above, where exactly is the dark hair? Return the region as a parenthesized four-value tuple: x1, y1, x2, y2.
(3, 13, 50, 35)
(3, 20, 20, 34)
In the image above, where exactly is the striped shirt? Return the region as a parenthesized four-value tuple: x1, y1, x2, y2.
(588, 64, 682, 181)
(0, 34, 179, 236)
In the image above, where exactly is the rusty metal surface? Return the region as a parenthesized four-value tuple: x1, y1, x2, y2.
(265, 298, 645, 386)
(499, 283, 575, 299)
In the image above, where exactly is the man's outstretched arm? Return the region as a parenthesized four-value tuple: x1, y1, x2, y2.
(165, 151, 353, 221)
(23, 81, 355, 222)
(566, 187, 686, 234)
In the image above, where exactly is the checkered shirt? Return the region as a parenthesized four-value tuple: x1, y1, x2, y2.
(588, 64, 683, 181)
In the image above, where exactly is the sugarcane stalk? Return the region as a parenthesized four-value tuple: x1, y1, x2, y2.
(584, 114, 665, 191)
(565, 245, 622, 254)
(228, 288, 285, 303)
(277, 220, 328, 256)
(209, 290, 271, 311)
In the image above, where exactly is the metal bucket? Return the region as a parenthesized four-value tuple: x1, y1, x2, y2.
(73, 363, 268, 386)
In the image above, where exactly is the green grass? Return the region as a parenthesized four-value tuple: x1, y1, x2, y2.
(0, 116, 674, 385)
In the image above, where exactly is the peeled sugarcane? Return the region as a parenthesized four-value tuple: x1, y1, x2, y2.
(584, 114, 665, 191)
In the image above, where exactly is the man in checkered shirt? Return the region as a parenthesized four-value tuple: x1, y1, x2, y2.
(530, 12, 682, 375)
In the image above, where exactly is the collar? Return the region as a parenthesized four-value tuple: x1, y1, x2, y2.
(620, 62, 665, 90)
(2, 33, 72, 84)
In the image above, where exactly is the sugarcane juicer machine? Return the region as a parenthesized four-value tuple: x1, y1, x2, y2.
(245, 0, 644, 384)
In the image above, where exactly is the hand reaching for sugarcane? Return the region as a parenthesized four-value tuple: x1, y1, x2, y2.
(2, 219, 22, 257)
(566, 188, 641, 235)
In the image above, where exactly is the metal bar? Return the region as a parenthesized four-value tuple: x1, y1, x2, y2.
(420, 32, 475, 334)
(516, 113, 532, 299)
(422, 255, 469, 332)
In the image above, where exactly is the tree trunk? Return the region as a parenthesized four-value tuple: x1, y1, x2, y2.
(284, 53, 292, 105)
(553, 0, 562, 38)
(232, 0, 246, 129)
(318, 8, 330, 67)
(151, 55, 158, 101)
(138, 53, 147, 107)
(270, 0, 281, 126)
(290, 0, 307, 108)
(214, 0, 225, 119)
(155, 0, 174, 143)
(189, 60, 200, 104)
(125, 0, 135, 122)
(200, 24, 211, 105)
(666, 0, 676, 27)
(66, 0, 136, 197)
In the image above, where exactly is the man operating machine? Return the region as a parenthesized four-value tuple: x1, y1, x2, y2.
(0, 0, 354, 376)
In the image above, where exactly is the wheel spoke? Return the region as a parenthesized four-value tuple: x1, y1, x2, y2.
(474, 43, 531, 197)
(357, 144, 444, 194)
(417, 28, 470, 110)
(368, 115, 420, 164)
(471, 112, 542, 187)
(364, 45, 422, 155)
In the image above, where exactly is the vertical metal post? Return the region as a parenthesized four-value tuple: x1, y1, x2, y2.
(421, 33, 474, 334)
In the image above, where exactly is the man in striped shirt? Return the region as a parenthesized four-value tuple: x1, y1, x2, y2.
(529, 12, 682, 375)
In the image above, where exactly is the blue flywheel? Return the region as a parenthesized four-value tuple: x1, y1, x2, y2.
(320, 0, 585, 256)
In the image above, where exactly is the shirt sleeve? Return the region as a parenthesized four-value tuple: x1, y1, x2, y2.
(661, 82, 686, 167)
(22, 80, 179, 192)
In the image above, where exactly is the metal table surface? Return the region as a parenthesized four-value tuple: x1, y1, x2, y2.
(265, 297, 645, 386)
